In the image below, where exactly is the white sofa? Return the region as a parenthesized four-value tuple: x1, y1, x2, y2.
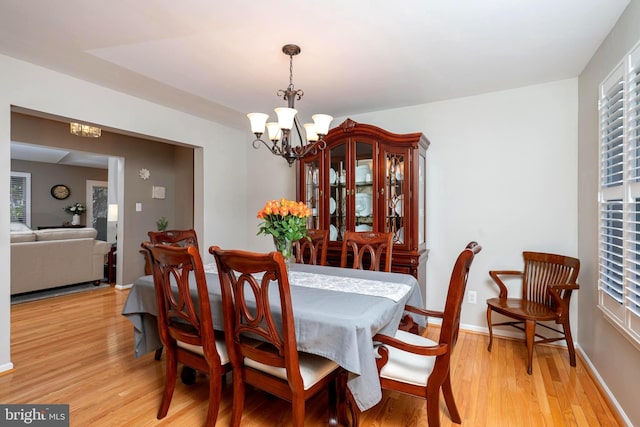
(10, 226, 111, 295)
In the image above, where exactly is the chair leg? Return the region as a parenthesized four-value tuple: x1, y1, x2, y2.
(525, 319, 536, 375)
(337, 372, 348, 426)
(291, 395, 305, 427)
(230, 372, 245, 427)
(347, 392, 361, 427)
(339, 373, 360, 427)
(442, 372, 461, 424)
(486, 306, 494, 352)
(426, 382, 441, 427)
(158, 351, 177, 419)
(328, 378, 338, 427)
(154, 346, 163, 360)
(205, 369, 223, 427)
(563, 319, 577, 367)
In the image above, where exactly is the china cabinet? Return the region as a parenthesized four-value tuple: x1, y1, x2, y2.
(297, 118, 430, 295)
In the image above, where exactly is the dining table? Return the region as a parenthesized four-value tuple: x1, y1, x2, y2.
(121, 261, 425, 411)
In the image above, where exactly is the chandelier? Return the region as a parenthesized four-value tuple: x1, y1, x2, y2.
(247, 44, 333, 166)
(70, 122, 101, 138)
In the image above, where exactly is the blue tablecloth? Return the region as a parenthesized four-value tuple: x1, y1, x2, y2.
(121, 262, 424, 411)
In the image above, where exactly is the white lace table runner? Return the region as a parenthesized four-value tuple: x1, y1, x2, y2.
(288, 271, 410, 302)
(203, 263, 410, 302)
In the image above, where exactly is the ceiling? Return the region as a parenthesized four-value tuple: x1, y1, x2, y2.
(0, 0, 630, 132)
(10, 142, 109, 168)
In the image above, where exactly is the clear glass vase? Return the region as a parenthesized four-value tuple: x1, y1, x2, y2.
(273, 236, 293, 271)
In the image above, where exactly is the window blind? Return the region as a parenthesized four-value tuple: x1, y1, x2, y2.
(10, 172, 31, 226)
(598, 42, 640, 344)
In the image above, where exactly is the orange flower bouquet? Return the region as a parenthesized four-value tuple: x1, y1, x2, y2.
(257, 198, 311, 261)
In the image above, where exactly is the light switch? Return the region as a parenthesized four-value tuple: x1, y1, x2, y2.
(136, 202, 142, 212)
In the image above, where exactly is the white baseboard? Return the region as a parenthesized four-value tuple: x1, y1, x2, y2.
(576, 346, 632, 426)
(0, 362, 14, 374)
(115, 283, 132, 290)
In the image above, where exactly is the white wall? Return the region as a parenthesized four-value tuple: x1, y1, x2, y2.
(578, 0, 640, 425)
(341, 78, 579, 331)
(0, 53, 257, 372)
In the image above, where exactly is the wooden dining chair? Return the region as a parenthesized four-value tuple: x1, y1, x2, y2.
(148, 228, 199, 248)
(141, 242, 230, 426)
(146, 228, 200, 360)
(293, 228, 329, 266)
(210, 246, 345, 427)
(358, 242, 481, 427)
(486, 251, 580, 374)
(340, 231, 393, 272)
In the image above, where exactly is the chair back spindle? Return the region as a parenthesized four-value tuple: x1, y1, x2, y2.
(293, 229, 329, 266)
(340, 231, 393, 272)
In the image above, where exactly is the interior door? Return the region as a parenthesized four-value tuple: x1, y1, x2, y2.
(86, 180, 108, 241)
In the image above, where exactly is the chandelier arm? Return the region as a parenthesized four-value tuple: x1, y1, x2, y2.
(252, 138, 263, 149)
(252, 137, 284, 156)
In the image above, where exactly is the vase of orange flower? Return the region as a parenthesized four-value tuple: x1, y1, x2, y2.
(257, 198, 311, 269)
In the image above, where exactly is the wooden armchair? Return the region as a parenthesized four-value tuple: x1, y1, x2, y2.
(340, 231, 393, 272)
(210, 246, 345, 427)
(361, 242, 481, 427)
(293, 228, 329, 266)
(486, 251, 580, 374)
(141, 242, 230, 426)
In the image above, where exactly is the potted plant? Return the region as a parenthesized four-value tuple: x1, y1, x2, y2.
(64, 202, 86, 225)
(156, 217, 168, 231)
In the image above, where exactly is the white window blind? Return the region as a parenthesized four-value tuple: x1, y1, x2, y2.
(598, 41, 640, 344)
(10, 171, 31, 227)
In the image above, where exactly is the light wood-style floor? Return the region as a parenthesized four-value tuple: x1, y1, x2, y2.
(0, 287, 622, 426)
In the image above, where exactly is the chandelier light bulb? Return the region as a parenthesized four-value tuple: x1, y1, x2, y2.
(275, 107, 297, 130)
(303, 123, 318, 142)
(266, 122, 282, 141)
(247, 113, 269, 135)
(312, 114, 333, 136)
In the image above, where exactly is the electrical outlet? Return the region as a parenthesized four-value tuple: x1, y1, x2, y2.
(468, 290, 477, 304)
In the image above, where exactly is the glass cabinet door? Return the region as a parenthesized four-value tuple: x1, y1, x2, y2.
(354, 140, 374, 234)
(383, 149, 408, 246)
(302, 157, 321, 229)
(328, 142, 347, 241)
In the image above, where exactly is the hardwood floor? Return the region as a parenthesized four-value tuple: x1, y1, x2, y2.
(1, 287, 622, 426)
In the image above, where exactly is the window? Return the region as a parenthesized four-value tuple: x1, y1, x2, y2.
(598, 41, 640, 345)
(10, 171, 31, 227)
